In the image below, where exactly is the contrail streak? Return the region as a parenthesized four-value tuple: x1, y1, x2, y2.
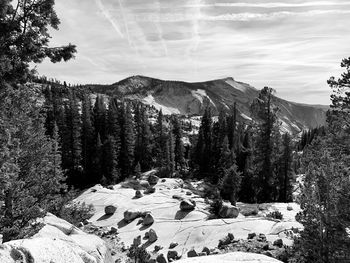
(95, 0, 124, 38)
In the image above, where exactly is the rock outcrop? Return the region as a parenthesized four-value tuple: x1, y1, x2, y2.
(104, 205, 117, 215)
(176, 252, 283, 262)
(1, 213, 111, 263)
(180, 199, 196, 211)
(219, 203, 239, 218)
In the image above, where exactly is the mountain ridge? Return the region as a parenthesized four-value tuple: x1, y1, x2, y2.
(87, 75, 328, 134)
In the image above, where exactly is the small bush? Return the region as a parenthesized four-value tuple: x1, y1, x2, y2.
(59, 202, 94, 226)
(208, 198, 223, 219)
(127, 244, 151, 263)
(266, 210, 283, 220)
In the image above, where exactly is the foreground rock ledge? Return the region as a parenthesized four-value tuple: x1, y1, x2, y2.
(176, 251, 283, 263)
(0, 213, 112, 263)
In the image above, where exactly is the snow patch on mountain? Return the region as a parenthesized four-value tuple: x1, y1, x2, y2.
(225, 78, 247, 92)
(191, 89, 216, 106)
(142, 94, 181, 115)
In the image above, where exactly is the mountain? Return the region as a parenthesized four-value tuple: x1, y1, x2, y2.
(88, 75, 328, 134)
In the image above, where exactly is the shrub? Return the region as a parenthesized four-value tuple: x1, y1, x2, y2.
(127, 244, 151, 263)
(208, 198, 223, 219)
(59, 202, 94, 226)
(266, 210, 283, 220)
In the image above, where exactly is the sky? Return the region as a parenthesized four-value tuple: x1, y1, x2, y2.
(36, 0, 350, 104)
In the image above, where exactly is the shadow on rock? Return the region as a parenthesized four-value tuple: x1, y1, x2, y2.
(175, 210, 191, 220)
(139, 224, 152, 231)
(97, 214, 113, 221)
(117, 219, 129, 228)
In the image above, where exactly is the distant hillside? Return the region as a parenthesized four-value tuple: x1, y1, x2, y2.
(86, 75, 328, 134)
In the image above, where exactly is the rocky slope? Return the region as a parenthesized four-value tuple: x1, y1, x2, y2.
(75, 171, 302, 262)
(88, 75, 328, 134)
(0, 213, 112, 263)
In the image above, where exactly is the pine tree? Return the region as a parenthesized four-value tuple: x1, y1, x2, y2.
(119, 102, 135, 179)
(93, 95, 107, 142)
(134, 104, 153, 171)
(139, 107, 153, 171)
(102, 135, 119, 184)
(237, 127, 256, 203)
(277, 133, 294, 202)
(172, 116, 185, 171)
(166, 130, 175, 176)
(0, 87, 66, 242)
(154, 110, 167, 168)
(81, 93, 95, 186)
(194, 107, 213, 178)
(294, 142, 350, 262)
(220, 162, 242, 206)
(217, 136, 234, 183)
(251, 87, 280, 202)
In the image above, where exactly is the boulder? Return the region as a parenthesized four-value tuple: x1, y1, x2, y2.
(106, 185, 114, 190)
(109, 227, 118, 234)
(186, 191, 192, 196)
(104, 205, 117, 215)
(145, 187, 156, 194)
(161, 179, 166, 183)
(219, 203, 239, 218)
(187, 248, 198, 257)
(78, 222, 84, 228)
(287, 205, 293, 211)
(169, 242, 178, 249)
(240, 207, 258, 216)
(123, 209, 141, 222)
(148, 174, 160, 185)
(148, 229, 158, 243)
(218, 235, 231, 248)
(167, 250, 180, 261)
(228, 233, 235, 241)
(156, 253, 167, 263)
(180, 199, 196, 211)
(172, 195, 183, 200)
(143, 213, 155, 226)
(91, 188, 97, 193)
(258, 233, 267, 242)
(247, 233, 256, 240)
(133, 236, 141, 247)
(273, 239, 283, 248)
(154, 245, 162, 252)
(139, 180, 151, 189)
(202, 247, 210, 255)
(135, 190, 143, 198)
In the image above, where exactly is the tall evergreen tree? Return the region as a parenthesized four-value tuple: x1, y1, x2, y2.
(93, 95, 107, 142)
(294, 142, 350, 262)
(0, 87, 66, 242)
(172, 116, 185, 171)
(81, 94, 95, 186)
(194, 107, 213, 178)
(277, 133, 294, 202)
(119, 102, 135, 178)
(251, 87, 280, 202)
(61, 90, 82, 187)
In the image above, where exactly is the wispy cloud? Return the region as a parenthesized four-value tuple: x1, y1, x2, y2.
(205, 9, 350, 21)
(94, 0, 124, 38)
(187, 1, 350, 8)
(37, 0, 350, 104)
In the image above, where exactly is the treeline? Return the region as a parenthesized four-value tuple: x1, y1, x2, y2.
(43, 86, 186, 189)
(191, 87, 294, 204)
(43, 84, 295, 205)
